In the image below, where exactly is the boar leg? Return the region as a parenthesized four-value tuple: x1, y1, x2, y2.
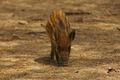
(55, 50, 59, 62)
(50, 41, 59, 62)
(50, 41, 54, 59)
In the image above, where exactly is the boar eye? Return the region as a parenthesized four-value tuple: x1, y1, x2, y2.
(57, 45, 63, 51)
(58, 45, 61, 51)
(68, 45, 71, 52)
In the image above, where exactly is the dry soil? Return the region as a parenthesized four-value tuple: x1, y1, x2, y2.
(0, 0, 120, 80)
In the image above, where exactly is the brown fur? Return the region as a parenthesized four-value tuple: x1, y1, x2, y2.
(46, 10, 75, 65)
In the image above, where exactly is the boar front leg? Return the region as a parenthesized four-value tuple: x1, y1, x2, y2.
(50, 41, 55, 59)
(50, 41, 59, 62)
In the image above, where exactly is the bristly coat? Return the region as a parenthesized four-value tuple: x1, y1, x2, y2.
(46, 10, 75, 65)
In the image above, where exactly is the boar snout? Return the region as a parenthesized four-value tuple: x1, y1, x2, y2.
(56, 51, 69, 65)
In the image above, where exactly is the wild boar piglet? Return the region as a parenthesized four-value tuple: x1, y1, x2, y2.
(46, 10, 75, 65)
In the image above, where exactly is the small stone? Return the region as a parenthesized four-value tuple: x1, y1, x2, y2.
(75, 71, 79, 73)
(74, 17, 83, 22)
(18, 20, 28, 25)
(11, 34, 21, 40)
(21, 9, 25, 11)
(116, 27, 120, 31)
(107, 67, 119, 73)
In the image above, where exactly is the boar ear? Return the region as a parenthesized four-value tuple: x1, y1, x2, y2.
(69, 29, 75, 40)
(54, 29, 59, 41)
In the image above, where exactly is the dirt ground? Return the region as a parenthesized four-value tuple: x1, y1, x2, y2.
(0, 0, 120, 80)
